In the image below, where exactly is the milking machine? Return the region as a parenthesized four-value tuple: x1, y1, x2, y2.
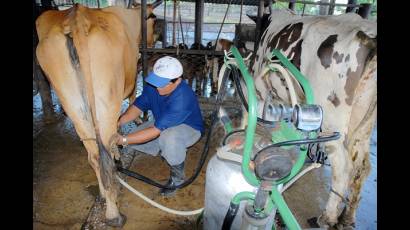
(115, 44, 340, 228)
(203, 46, 340, 230)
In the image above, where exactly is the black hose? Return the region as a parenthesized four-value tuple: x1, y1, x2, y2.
(117, 67, 233, 189)
(254, 132, 341, 160)
(222, 129, 246, 146)
(230, 67, 275, 125)
(222, 202, 240, 230)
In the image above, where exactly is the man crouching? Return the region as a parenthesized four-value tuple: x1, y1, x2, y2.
(117, 56, 204, 196)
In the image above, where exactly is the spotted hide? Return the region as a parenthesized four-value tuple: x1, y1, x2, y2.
(251, 10, 376, 229)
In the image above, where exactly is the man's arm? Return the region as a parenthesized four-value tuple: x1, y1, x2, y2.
(117, 126, 161, 145)
(118, 105, 142, 127)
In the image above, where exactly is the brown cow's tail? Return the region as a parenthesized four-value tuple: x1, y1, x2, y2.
(64, 5, 117, 191)
(97, 136, 118, 190)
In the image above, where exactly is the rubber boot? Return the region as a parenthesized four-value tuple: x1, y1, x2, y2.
(159, 162, 185, 197)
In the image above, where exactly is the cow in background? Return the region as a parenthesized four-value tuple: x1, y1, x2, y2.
(36, 3, 158, 226)
(249, 10, 376, 229)
(206, 38, 249, 95)
(33, 0, 58, 119)
(139, 43, 209, 96)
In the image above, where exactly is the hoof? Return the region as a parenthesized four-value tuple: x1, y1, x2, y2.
(95, 196, 106, 204)
(317, 214, 337, 229)
(307, 217, 320, 228)
(106, 213, 127, 228)
(338, 222, 355, 230)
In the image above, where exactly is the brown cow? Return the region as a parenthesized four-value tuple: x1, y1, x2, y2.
(139, 44, 209, 96)
(36, 3, 157, 227)
(206, 39, 249, 95)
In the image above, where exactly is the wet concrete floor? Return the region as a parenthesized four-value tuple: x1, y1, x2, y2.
(33, 92, 376, 230)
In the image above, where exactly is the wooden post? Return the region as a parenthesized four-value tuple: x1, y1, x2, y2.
(266, 0, 273, 14)
(172, 0, 177, 46)
(40, 0, 53, 9)
(141, 0, 149, 121)
(239, 0, 243, 24)
(358, 3, 371, 19)
(235, 0, 244, 47)
(328, 0, 335, 15)
(319, 0, 329, 15)
(163, 0, 167, 48)
(345, 0, 357, 13)
(141, 0, 148, 78)
(289, 0, 295, 10)
(178, 1, 185, 45)
(253, 0, 264, 56)
(194, 0, 204, 45)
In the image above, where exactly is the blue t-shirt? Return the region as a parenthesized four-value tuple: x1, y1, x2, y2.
(134, 81, 204, 133)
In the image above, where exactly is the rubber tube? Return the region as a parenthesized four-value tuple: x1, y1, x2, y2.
(222, 202, 240, 230)
(117, 176, 203, 216)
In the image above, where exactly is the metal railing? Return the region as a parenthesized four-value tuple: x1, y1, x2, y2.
(282, 0, 373, 18)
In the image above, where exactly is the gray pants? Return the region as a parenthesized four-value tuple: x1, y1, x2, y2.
(122, 120, 201, 166)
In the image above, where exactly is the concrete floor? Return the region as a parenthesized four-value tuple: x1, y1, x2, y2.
(33, 93, 376, 230)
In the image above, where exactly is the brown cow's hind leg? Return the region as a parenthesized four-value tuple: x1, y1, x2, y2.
(96, 138, 126, 227)
(83, 141, 107, 199)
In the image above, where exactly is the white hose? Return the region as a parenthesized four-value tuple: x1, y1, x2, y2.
(260, 64, 298, 107)
(216, 145, 243, 163)
(285, 68, 306, 101)
(117, 176, 204, 216)
(116, 160, 319, 217)
(216, 51, 252, 93)
(280, 163, 322, 193)
(217, 61, 238, 92)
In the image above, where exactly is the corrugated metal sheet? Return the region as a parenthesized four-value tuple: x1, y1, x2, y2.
(182, 0, 259, 6)
(53, 0, 102, 7)
(51, 0, 261, 7)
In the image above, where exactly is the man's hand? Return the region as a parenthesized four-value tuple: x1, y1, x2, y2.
(109, 133, 122, 160)
(116, 134, 126, 146)
(116, 135, 122, 145)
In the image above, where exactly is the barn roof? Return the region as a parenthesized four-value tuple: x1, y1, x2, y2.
(51, 0, 261, 7)
(180, 0, 259, 6)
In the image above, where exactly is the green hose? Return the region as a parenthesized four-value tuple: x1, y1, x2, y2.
(225, 47, 315, 230)
(231, 191, 274, 213)
(230, 46, 260, 187)
(267, 49, 315, 185)
(270, 186, 302, 230)
(231, 191, 255, 205)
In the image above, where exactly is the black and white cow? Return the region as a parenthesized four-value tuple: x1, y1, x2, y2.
(248, 10, 376, 229)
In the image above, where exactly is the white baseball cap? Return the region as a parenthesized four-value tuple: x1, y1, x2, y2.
(145, 56, 183, 88)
